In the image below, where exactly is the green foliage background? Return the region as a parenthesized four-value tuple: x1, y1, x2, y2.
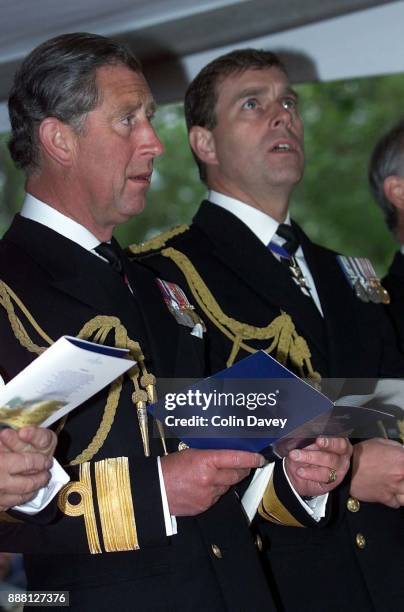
(1, 73, 403, 275)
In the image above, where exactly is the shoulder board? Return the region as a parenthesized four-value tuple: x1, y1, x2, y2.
(127, 225, 190, 256)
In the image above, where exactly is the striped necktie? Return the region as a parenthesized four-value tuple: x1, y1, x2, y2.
(268, 224, 312, 297)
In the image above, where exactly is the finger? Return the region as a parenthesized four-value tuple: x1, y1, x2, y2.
(18, 427, 57, 454)
(211, 450, 266, 470)
(1, 470, 51, 498)
(212, 485, 230, 499)
(213, 467, 251, 487)
(0, 429, 28, 452)
(289, 448, 349, 471)
(295, 465, 341, 485)
(6, 452, 52, 475)
(0, 492, 35, 510)
(0, 439, 11, 452)
(316, 437, 352, 456)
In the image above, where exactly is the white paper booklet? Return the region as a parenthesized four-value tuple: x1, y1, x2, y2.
(0, 336, 136, 428)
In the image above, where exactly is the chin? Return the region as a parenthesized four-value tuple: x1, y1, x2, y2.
(122, 199, 146, 218)
(274, 169, 303, 185)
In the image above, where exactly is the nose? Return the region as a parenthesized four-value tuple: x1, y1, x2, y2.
(138, 120, 164, 158)
(270, 101, 293, 129)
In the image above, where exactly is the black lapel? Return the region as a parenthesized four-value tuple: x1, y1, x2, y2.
(5, 216, 180, 375)
(296, 224, 360, 377)
(125, 259, 181, 379)
(193, 202, 327, 360)
(5, 216, 132, 317)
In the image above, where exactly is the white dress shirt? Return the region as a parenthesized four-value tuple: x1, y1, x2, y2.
(208, 190, 327, 521)
(209, 190, 324, 315)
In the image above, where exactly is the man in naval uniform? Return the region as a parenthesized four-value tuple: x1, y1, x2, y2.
(369, 118, 404, 370)
(133, 49, 404, 611)
(0, 34, 281, 612)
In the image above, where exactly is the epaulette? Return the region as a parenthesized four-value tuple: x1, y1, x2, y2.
(127, 224, 189, 257)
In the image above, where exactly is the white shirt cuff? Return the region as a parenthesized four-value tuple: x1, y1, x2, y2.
(157, 456, 177, 536)
(242, 462, 275, 523)
(12, 459, 70, 515)
(282, 458, 328, 521)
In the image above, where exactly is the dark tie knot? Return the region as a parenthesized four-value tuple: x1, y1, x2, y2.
(95, 241, 123, 274)
(276, 224, 299, 256)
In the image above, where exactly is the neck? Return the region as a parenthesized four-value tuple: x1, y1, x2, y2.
(208, 181, 290, 222)
(26, 175, 114, 242)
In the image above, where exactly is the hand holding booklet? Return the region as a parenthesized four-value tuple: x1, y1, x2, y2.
(0, 336, 136, 429)
(149, 351, 402, 458)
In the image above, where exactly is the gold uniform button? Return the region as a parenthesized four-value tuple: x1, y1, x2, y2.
(356, 533, 366, 549)
(255, 534, 263, 552)
(178, 441, 189, 451)
(211, 544, 222, 559)
(347, 497, 360, 513)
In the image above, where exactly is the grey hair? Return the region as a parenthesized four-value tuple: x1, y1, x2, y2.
(369, 120, 404, 232)
(8, 32, 141, 174)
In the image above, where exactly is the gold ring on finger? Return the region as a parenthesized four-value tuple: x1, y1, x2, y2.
(326, 468, 337, 484)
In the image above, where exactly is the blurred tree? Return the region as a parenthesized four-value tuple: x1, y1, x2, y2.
(293, 74, 402, 272)
(1, 73, 403, 274)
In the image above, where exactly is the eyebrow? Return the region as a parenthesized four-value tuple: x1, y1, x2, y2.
(113, 98, 156, 119)
(231, 87, 267, 104)
(284, 86, 299, 101)
(231, 85, 299, 105)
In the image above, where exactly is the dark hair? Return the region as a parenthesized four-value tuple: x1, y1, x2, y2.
(8, 32, 141, 173)
(184, 48, 287, 182)
(369, 120, 404, 232)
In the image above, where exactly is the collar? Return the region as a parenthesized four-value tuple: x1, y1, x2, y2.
(21, 193, 100, 251)
(208, 190, 291, 246)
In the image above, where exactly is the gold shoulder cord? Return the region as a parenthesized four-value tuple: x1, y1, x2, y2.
(0, 280, 164, 463)
(162, 247, 321, 383)
(127, 224, 189, 256)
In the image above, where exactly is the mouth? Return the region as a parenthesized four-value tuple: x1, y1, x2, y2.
(269, 140, 299, 154)
(128, 172, 152, 183)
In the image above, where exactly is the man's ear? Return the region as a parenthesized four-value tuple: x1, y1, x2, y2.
(384, 175, 404, 211)
(38, 118, 76, 166)
(189, 126, 218, 166)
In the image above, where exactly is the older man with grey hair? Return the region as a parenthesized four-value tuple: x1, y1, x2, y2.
(370, 119, 404, 358)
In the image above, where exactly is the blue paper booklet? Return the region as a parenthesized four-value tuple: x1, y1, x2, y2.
(149, 350, 398, 458)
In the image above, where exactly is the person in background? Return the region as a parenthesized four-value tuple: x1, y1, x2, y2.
(369, 118, 404, 368)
